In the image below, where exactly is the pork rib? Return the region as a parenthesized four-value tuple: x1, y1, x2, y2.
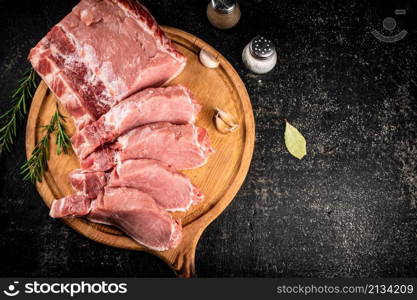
(28, 0, 186, 129)
(80, 122, 214, 171)
(70, 159, 203, 211)
(50, 187, 182, 251)
(71, 85, 201, 159)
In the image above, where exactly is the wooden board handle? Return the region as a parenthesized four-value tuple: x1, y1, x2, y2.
(160, 224, 202, 277)
(172, 244, 197, 278)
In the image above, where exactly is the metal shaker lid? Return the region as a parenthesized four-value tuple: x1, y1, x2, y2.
(211, 0, 236, 14)
(249, 36, 276, 59)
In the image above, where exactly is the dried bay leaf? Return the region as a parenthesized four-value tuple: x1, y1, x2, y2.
(284, 120, 307, 159)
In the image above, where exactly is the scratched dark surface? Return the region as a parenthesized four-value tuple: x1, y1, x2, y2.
(0, 0, 416, 277)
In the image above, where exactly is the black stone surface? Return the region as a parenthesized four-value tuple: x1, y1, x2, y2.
(0, 0, 416, 277)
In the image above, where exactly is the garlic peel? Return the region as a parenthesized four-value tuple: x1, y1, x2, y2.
(214, 108, 239, 134)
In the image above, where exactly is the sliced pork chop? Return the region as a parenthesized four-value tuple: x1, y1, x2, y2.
(28, 0, 186, 129)
(50, 195, 92, 218)
(50, 187, 182, 251)
(69, 169, 107, 198)
(89, 187, 182, 251)
(109, 159, 204, 211)
(71, 85, 201, 159)
(80, 122, 214, 171)
(69, 159, 203, 211)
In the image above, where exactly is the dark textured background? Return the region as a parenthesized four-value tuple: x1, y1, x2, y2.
(0, 0, 416, 277)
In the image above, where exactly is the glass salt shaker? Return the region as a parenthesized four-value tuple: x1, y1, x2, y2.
(206, 0, 241, 30)
(242, 36, 277, 74)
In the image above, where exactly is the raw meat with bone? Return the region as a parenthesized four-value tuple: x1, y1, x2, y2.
(70, 159, 203, 211)
(50, 187, 182, 251)
(71, 85, 201, 159)
(28, 0, 186, 129)
(80, 122, 214, 172)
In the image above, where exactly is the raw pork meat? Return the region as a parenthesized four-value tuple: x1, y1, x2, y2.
(71, 85, 201, 159)
(49, 195, 92, 218)
(50, 187, 182, 251)
(69, 159, 203, 211)
(28, 0, 186, 128)
(80, 122, 214, 171)
(69, 169, 107, 198)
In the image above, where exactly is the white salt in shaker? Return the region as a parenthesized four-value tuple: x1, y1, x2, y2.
(242, 36, 277, 74)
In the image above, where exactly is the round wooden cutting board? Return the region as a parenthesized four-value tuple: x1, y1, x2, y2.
(25, 26, 255, 277)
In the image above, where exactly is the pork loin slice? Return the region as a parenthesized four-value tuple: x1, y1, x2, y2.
(49, 187, 182, 251)
(80, 122, 214, 171)
(71, 85, 201, 159)
(89, 187, 182, 250)
(69, 159, 203, 211)
(50, 195, 92, 218)
(28, 0, 186, 129)
(109, 159, 204, 211)
(69, 169, 108, 199)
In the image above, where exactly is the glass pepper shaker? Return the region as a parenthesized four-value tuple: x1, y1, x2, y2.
(206, 0, 241, 30)
(242, 36, 277, 74)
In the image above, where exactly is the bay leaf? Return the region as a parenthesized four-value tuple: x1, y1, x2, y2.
(284, 120, 307, 159)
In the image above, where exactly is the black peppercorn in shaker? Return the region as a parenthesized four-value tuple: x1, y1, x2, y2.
(206, 0, 241, 30)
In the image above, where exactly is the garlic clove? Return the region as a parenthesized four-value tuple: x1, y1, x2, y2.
(214, 108, 239, 134)
(199, 49, 219, 68)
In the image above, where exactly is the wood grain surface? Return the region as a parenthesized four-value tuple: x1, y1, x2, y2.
(25, 26, 255, 277)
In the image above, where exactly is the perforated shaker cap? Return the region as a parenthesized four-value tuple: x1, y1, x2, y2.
(211, 0, 236, 14)
(249, 36, 276, 60)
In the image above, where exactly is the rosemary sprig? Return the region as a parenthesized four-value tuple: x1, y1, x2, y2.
(0, 68, 37, 154)
(53, 109, 71, 155)
(20, 126, 52, 183)
(21, 106, 71, 182)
